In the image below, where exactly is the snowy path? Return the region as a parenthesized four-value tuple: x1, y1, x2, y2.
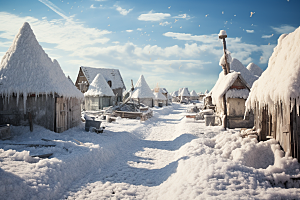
(64, 104, 204, 199)
(2, 103, 300, 200)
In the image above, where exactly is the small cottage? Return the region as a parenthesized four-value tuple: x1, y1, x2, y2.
(130, 75, 154, 107)
(179, 88, 190, 101)
(84, 73, 115, 111)
(171, 91, 180, 102)
(246, 26, 300, 160)
(190, 90, 198, 100)
(75, 66, 126, 103)
(0, 22, 83, 133)
(153, 89, 167, 107)
(211, 71, 253, 128)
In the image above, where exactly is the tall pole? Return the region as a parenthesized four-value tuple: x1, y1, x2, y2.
(219, 31, 229, 130)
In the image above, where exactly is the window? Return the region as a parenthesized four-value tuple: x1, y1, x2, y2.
(107, 80, 112, 87)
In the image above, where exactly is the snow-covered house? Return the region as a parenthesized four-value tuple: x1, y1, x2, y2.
(171, 91, 179, 102)
(211, 71, 253, 128)
(130, 75, 154, 107)
(246, 26, 300, 160)
(179, 88, 190, 101)
(84, 73, 115, 110)
(198, 92, 206, 101)
(75, 66, 126, 103)
(246, 63, 263, 77)
(0, 22, 84, 133)
(153, 91, 167, 107)
(190, 90, 198, 100)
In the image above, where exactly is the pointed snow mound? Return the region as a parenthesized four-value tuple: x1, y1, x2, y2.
(84, 73, 115, 97)
(190, 90, 198, 97)
(153, 91, 167, 100)
(230, 58, 258, 87)
(247, 26, 300, 110)
(180, 88, 190, 96)
(131, 75, 154, 99)
(0, 22, 83, 99)
(246, 63, 263, 76)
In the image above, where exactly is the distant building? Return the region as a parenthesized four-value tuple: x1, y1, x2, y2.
(84, 73, 115, 110)
(75, 66, 126, 103)
(130, 75, 154, 107)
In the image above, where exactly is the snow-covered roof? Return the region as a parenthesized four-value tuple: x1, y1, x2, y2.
(204, 90, 209, 94)
(190, 90, 198, 97)
(180, 88, 190, 96)
(160, 88, 168, 94)
(80, 66, 126, 90)
(246, 26, 300, 111)
(84, 73, 115, 97)
(153, 91, 167, 100)
(131, 75, 154, 99)
(246, 63, 263, 77)
(0, 22, 83, 100)
(171, 91, 179, 97)
(230, 58, 258, 87)
(211, 71, 249, 108)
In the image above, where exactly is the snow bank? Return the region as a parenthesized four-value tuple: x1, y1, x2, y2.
(246, 26, 300, 112)
(84, 73, 115, 97)
(0, 22, 83, 102)
(131, 75, 154, 99)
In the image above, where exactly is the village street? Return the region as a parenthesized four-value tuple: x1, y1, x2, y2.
(59, 103, 300, 200)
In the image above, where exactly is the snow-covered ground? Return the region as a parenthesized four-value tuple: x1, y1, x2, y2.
(1, 103, 300, 200)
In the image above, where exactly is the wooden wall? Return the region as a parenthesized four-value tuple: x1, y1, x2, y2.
(254, 100, 300, 161)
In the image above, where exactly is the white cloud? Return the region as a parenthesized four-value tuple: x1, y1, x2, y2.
(126, 30, 133, 33)
(261, 34, 274, 38)
(246, 30, 254, 33)
(90, 4, 104, 9)
(163, 31, 273, 64)
(159, 21, 171, 26)
(271, 25, 296, 34)
(94, 0, 106, 1)
(173, 14, 191, 20)
(0, 12, 111, 52)
(138, 10, 171, 21)
(114, 5, 133, 16)
(137, 28, 142, 31)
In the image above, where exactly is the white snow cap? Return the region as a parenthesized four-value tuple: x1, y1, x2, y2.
(153, 91, 167, 100)
(131, 75, 155, 99)
(246, 63, 263, 76)
(180, 88, 190, 96)
(230, 58, 258, 87)
(204, 89, 209, 94)
(219, 50, 232, 66)
(84, 73, 115, 97)
(218, 30, 227, 36)
(190, 90, 198, 97)
(0, 22, 83, 100)
(247, 26, 300, 111)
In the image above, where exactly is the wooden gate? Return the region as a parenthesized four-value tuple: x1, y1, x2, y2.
(56, 97, 68, 133)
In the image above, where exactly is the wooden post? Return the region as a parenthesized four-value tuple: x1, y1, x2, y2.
(219, 32, 230, 129)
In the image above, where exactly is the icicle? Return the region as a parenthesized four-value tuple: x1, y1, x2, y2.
(35, 92, 37, 101)
(290, 98, 295, 113)
(16, 91, 19, 106)
(297, 97, 300, 116)
(23, 92, 27, 114)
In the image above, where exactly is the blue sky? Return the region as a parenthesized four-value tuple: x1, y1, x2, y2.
(0, 0, 299, 93)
